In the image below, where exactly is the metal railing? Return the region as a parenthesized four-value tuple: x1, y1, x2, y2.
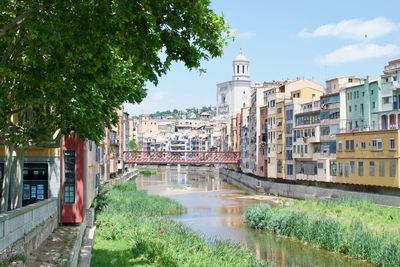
(124, 150, 240, 164)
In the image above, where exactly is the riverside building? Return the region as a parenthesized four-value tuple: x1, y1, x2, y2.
(216, 49, 252, 119)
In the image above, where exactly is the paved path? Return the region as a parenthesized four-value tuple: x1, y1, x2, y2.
(25, 226, 79, 267)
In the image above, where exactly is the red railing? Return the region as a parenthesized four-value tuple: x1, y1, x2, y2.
(123, 151, 240, 164)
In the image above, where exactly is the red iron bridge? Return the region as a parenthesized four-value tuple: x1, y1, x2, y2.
(123, 151, 240, 165)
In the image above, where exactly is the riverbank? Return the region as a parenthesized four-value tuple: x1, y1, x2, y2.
(91, 181, 268, 267)
(220, 168, 400, 207)
(244, 198, 400, 266)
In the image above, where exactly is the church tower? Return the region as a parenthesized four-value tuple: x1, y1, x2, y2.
(232, 48, 250, 81)
(216, 49, 252, 119)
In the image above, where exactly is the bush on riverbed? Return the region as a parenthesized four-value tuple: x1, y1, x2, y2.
(244, 199, 400, 267)
(91, 181, 268, 267)
(139, 169, 157, 176)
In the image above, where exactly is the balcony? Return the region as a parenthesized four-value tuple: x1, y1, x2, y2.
(384, 62, 400, 74)
(320, 118, 339, 126)
(110, 138, 119, 146)
(320, 134, 336, 142)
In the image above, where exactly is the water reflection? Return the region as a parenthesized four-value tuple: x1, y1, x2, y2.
(136, 169, 371, 267)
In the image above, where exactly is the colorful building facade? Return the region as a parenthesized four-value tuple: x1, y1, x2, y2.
(336, 130, 400, 188)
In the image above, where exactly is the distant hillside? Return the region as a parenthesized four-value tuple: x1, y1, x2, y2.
(148, 106, 216, 119)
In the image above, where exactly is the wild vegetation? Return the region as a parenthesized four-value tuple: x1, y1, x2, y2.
(244, 197, 400, 267)
(139, 169, 157, 176)
(91, 182, 268, 267)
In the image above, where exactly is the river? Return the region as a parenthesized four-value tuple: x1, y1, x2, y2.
(136, 168, 372, 267)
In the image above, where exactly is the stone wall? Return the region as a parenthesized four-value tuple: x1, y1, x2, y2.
(220, 168, 400, 207)
(105, 169, 138, 187)
(0, 198, 58, 261)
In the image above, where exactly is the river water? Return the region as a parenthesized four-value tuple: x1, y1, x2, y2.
(136, 168, 371, 267)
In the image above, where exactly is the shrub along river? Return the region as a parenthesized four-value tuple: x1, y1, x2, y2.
(136, 168, 372, 267)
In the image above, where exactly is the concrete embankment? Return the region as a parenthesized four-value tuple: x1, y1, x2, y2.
(220, 168, 400, 207)
(135, 164, 218, 174)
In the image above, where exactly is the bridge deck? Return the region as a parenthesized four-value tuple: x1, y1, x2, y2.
(123, 151, 240, 164)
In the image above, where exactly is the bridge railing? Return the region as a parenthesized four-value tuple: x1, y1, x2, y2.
(123, 151, 240, 164)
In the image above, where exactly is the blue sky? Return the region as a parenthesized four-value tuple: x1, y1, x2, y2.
(126, 0, 400, 115)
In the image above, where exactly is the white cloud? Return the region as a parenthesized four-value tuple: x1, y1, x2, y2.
(317, 43, 399, 66)
(299, 17, 398, 39)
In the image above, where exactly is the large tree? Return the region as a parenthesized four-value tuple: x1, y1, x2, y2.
(0, 0, 229, 211)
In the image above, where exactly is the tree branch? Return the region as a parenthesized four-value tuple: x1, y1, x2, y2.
(0, 11, 31, 39)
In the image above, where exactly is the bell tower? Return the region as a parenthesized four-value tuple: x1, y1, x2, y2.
(232, 48, 250, 81)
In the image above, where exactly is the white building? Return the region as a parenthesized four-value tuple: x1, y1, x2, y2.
(216, 49, 251, 119)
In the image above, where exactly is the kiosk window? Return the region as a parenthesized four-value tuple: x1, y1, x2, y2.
(22, 163, 48, 206)
(64, 150, 76, 204)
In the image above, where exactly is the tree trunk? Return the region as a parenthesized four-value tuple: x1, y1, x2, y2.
(1, 144, 14, 213)
(11, 148, 24, 209)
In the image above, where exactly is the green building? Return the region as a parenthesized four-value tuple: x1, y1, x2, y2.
(345, 77, 381, 131)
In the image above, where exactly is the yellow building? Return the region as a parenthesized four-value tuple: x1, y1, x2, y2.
(335, 130, 400, 188)
(275, 98, 285, 178)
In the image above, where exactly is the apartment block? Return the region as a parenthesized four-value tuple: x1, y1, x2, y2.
(335, 130, 400, 188)
(293, 100, 325, 180)
(264, 79, 324, 179)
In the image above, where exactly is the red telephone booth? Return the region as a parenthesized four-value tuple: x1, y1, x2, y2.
(61, 135, 85, 223)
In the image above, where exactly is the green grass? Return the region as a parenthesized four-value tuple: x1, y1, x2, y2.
(139, 169, 157, 176)
(91, 181, 268, 267)
(244, 197, 400, 267)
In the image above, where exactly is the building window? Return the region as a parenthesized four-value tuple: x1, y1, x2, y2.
(338, 163, 343, 176)
(338, 141, 342, 152)
(345, 140, 354, 151)
(349, 78, 353, 83)
(64, 150, 76, 204)
(372, 102, 376, 109)
(383, 96, 391, 104)
(369, 161, 375, 176)
(287, 164, 293, 175)
(344, 163, 349, 177)
(330, 161, 337, 176)
(361, 142, 366, 149)
(390, 160, 396, 177)
(379, 160, 385, 177)
(350, 161, 355, 176)
(372, 139, 383, 150)
(390, 138, 396, 150)
(371, 90, 374, 95)
(277, 160, 283, 173)
(358, 161, 364, 176)
(349, 106, 352, 112)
